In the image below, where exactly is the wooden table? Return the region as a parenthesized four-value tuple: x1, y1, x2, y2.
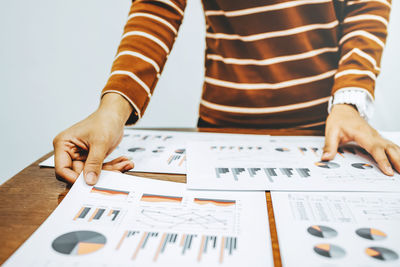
(0, 128, 323, 266)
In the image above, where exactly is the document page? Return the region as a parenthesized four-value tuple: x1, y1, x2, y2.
(4, 171, 273, 267)
(186, 136, 400, 191)
(271, 191, 400, 267)
(40, 129, 269, 174)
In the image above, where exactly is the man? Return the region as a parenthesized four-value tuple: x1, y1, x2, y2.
(53, 0, 400, 185)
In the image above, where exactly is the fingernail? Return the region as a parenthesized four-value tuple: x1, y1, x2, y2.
(385, 166, 394, 176)
(86, 172, 97, 184)
(322, 152, 330, 158)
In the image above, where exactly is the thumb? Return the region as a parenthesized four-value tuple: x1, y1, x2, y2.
(322, 128, 340, 161)
(83, 143, 108, 185)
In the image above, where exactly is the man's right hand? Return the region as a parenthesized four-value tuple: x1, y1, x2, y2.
(53, 93, 134, 185)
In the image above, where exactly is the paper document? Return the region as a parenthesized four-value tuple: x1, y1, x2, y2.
(186, 136, 400, 191)
(40, 129, 269, 174)
(4, 171, 273, 267)
(271, 191, 400, 267)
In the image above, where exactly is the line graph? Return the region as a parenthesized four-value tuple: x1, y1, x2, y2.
(135, 207, 234, 232)
(362, 208, 400, 221)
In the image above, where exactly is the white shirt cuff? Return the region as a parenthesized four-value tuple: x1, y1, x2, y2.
(328, 88, 374, 121)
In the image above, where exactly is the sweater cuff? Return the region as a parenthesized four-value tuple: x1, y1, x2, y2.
(328, 88, 374, 121)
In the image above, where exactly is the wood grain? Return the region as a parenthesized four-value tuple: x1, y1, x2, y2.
(0, 128, 322, 265)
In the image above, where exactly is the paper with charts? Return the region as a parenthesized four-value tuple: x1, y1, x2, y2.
(186, 136, 400, 191)
(271, 191, 400, 267)
(40, 129, 269, 174)
(3, 171, 273, 267)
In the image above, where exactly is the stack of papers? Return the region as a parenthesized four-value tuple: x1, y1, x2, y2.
(6, 129, 400, 266)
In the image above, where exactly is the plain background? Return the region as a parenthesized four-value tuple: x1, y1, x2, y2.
(0, 0, 399, 184)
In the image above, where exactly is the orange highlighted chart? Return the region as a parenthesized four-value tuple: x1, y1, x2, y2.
(90, 186, 129, 200)
(115, 230, 237, 264)
(307, 225, 337, 238)
(194, 198, 236, 207)
(366, 247, 399, 261)
(315, 161, 340, 169)
(52, 231, 106, 255)
(313, 243, 346, 259)
(73, 206, 122, 224)
(351, 163, 373, 170)
(356, 228, 386, 241)
(141, 194, 182, 203)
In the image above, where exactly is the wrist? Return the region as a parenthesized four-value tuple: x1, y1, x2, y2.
(331, 103, 358, 113)
(98, 93, 133, 124)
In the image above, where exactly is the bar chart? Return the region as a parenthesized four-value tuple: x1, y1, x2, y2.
(115, 230, 238, 264)
(215, 167, 312, 182)
(73, 205, 124, 225)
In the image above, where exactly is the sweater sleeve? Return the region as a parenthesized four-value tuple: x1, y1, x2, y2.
(102, 0, 187, 124)
(332, 0, 392, 99)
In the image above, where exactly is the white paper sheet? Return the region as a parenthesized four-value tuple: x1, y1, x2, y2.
(186, 136, 400, 191)
(271, 191, 400, 267)
(40, 129, 269, 174)
(3, 171, 273, 267)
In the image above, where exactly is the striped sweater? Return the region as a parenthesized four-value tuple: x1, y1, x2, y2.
(102, 0, 391, 128)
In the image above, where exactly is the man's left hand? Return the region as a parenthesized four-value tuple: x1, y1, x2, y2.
(322, 104, 400, 176)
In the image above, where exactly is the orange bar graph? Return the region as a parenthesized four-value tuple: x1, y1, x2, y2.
(219, 237, 225, 264)
(180, 234, 186, 247)
(197, 235, 206, 262)
(116, 230, 128, 250)
(153, 233, 166, 262)
(88, 208, 99, 222)
(179, 155, 186, 166)
(73, 207, 85, 221)
(132, 232, 147, 260)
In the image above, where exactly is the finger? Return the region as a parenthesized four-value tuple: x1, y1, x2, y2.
(54, 144, 80, 184)
(83, 143, 108, 185)
(369, 145, 394, 176)
(322, 128, 340, 161)
(386, 144, 400, 174)
(103, 160, 134, 172)
(72, 160, 84, 174)
(105, 156, 131, 165)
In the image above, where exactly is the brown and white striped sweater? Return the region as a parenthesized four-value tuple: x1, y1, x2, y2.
(102, 0, 391, 128)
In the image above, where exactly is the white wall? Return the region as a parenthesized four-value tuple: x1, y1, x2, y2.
(0, 0, 399, 184)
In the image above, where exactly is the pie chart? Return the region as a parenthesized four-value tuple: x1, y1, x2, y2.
(351, 163, 373, 170)
(52, 231, 106, 255)
(315, 161, 340, 169)
(307, 225, 337, 238)
(275, 147, 290, 152)
(356, 228, 386, 240)
(314, 244, 346, 259)
(366, 247, 399, 261)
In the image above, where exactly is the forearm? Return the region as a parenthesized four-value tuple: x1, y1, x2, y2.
(329, 0, 391, 119)
(102, 0, 187, 125)
(99, 93, 134, 126)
